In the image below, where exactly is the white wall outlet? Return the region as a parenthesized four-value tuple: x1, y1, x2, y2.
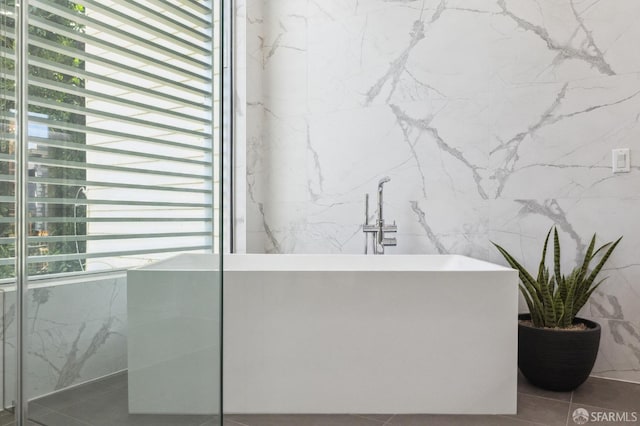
(612, 148, 631, 173)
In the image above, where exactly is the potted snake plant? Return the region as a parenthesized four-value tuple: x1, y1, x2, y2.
(493, 227, 622, 391)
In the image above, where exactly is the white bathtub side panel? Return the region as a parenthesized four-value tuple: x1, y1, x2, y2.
(223, 270, 518, 414)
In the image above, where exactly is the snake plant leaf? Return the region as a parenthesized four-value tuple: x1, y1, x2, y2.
(493, 242, 541, 293)
(553, 227, 561, 285)
(520, 284, 543, 326)
(545, 267, 555, 296)
(519, 284, 535, 312)
(557, 272, 568, 302)
(573, 277, 608, 317)
(582, 237, 622, 291)
(538, 228, 552, 283)
(563, 268, 578, 325)
(540, 274, 556, 326)
(592, 241, 613, 258)
(556, 302, 566, 328)
(552, 283, 564, 322)
(493, 241, 545, 325)
(575, 239, 610, 297)
(577, 234, 597, 284)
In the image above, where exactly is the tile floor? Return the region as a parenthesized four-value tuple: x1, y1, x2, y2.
(0, 372, 638, 426)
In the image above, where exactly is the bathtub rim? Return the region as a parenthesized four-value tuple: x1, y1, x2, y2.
(133, 253, 515, 273)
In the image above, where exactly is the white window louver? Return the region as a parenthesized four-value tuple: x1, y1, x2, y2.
(0, 0, 217, 276)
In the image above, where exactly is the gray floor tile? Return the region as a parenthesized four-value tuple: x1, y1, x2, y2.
(57, 387, 214, 426)
(226, 414, 383, 426)
(220, 417, 250, 426)
(29, 402, 61, 418)
(0, 413, 13, 426)
(516, 371, 572, 402)
(198, 417, 226, 426)
(1, 402, 93, 426)
(13, 371, 640, 426)
(572, 376, 640, 412)
(352, 414, 394, 424)
(506, 393, 570, 426)
(387, 414, 543, 425)
(203, 419, 245, 426)
(0, 412, 41, 426)
(32, 376, 119, 412)
(31, 411, 91, 426)
(28, 402, 92, 426)
(91, 371, 128, 391)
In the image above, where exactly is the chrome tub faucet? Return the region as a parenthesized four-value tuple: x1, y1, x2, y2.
(363, 177, 397, 254)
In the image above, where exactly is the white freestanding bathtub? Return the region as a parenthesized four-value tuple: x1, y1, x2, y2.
(128, 254, 518, 415)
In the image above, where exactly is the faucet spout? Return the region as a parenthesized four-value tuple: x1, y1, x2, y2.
(378, 176, 390, 190)
(376, 177, 391, 252)
(377, 176, 390, 227)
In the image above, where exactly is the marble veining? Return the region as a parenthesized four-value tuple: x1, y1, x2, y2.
(391, 103, 488, 199)
(490, 84, 568, 199)
(243, 0, 640, 382)
(498, 0, 615, 76)
(513, 199, 587, 265)
(409, 201, 446, 254)
(1, 275, 127, 403)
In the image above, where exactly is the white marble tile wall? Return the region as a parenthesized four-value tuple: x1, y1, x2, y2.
(234, 0, 249, 253)
(245, 0, 640, 382)
(1, 274, 127, 404)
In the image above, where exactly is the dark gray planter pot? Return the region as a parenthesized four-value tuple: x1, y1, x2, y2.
(518, 313, 601, 392)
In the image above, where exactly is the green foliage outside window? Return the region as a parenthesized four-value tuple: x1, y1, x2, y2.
(0, 0, 87, 278)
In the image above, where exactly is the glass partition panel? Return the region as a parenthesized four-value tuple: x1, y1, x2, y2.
(0, 0, 17, 418)
(2, 0, 223, 425)
(0, 0, 15, 282)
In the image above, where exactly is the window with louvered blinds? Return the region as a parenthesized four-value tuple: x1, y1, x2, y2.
(0, 0, 219, 278)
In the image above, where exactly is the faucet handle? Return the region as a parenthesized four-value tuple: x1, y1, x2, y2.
(363, 224, 378, 232)
(382, 237, 397, 246)
(382, 224, 397, 233)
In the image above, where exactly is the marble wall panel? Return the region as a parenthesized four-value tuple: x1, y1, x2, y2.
(245, 0, 640, 382)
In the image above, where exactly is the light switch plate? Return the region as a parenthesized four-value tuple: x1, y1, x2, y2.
(612, 148, 631, 173)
